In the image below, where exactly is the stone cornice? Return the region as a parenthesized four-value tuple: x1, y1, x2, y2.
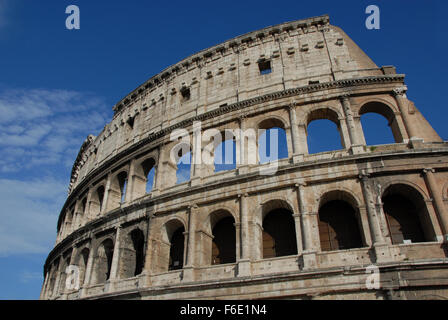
(111, 15, 331, 115)
(63, 74, 405, 229)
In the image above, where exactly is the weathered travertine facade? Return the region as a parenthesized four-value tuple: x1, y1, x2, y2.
(41, 15, 448, 300)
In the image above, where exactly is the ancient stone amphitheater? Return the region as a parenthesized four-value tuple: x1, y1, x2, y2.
(41, 15, 448, 300)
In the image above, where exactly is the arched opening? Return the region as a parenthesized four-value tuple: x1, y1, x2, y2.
(143, 162, 156, 194)
(262, 201, 297, 259)
(211, 216, 236, 265)
(107, 171, 128, 210)
(58, 254, 71, 294)
(214, 139, 237, 172)
(382, 184, 435, 244)
(117, 171, 128, 203)
(176, 150, 191, 184)
(64, 208, 74, 236)
(169, 226, 185, 271)
(120, 229, 145, 278)
(77, 248, 90, 286)
(318, 197, 364, 251)
(90, 186, 105, 216)
(306, 109, 344, 154)
(96, 186, 105, 212)
(359, 102, 403, 144)
(47, 259, 59, 297)
(92, 238, 114, 285)
(258, 119, 288, 164)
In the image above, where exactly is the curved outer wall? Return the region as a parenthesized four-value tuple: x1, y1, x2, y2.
(41, 15, 448, 300)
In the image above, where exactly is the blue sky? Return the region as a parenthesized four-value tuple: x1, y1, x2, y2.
(0, 0, 446, 300)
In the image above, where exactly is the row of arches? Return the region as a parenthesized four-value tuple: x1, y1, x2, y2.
(59, 100, 407, 240)
(59, 158, 157, 239)
(46, 182, 439, 298)
(174, 101, 403, 183)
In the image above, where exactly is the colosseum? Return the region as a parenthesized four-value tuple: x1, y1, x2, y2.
(40, 15, 448, 300)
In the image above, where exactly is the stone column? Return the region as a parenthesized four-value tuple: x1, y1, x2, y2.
(239, 193, 249, 260)
(190, 122, 202, 186)
(238, 193, 251, 276)
(340, 95, 364, 154)
(80, 243, 96, 297)
(297, 124, 309, 155)
(84, 188, 94, 222)
(125, 159, 137, 202)
(393, 87, 419, 141)
(359, 172, 386, 245)
(423, 168, 448, 241)
(289, 105, 306, 163)
(296, 183, 317, 269)
(236, 116, 247, 170)
(52, 257, 63, 299)
(101, 172, 112, 215)
(293, 184, 305, 255)
(108, 227, 122, 281)
(184, 205, 198, 281)
(234, 222, 241, 262)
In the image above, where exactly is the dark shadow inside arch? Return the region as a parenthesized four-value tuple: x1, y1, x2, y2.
(93, 239, 114, 284)
(382, 184, 435, 244)
(169, 226, 185, 271)
(212, 216, 236, 265)
(262, 208, 297, 258)
(318, 200, 363, 251)
(131, 229, 145, 276)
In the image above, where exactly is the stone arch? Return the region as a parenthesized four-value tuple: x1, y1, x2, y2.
(259, 199, 297, 259)
(160, 218, 187, 272)
(63, 207, 74, 237)
(381, 179, 430, 201)
(202, 129, 237, 174)
(257, 117, 289, 163)
(91, 238, 115, 285)
(107, 170, 129, 210)
(73, 247, 90, 287)
(119, 228, 145, 278)
(381, 183, 436, 244)
(173, 141, 192, 184)
(47, 258, 60, 298)
(90, 184, 106, 216)
(304, 106, 346, 153)
(200, 209, 236, 266)
(317, 190, 365, 252)
(57, 252, 72, 295)
(134, 156, 157, 198)
(256, 116, 288, 132)
(359, 100, 404, 144)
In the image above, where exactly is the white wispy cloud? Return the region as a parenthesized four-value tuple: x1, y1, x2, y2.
(0, 87, 111, 256)
(0, 88, 110, 174)
(0, 178, 66, 256)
